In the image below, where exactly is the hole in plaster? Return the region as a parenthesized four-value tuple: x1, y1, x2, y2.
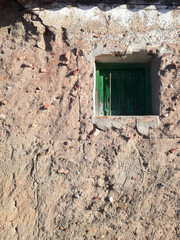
(61, 27, 70, 47)
(8, 27, 11, 34)
(79, 50, 84, 57)
(43, 27, 55, 51)
(59, 54, 67, 62)
(71, 48, 77, 56)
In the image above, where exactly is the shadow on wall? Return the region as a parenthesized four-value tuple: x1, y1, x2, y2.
(0, 1, 24, 28)
(150, 54, 161, 115)
(0, 0, 179, 27)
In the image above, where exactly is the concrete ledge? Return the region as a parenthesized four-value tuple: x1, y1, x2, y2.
(92, 115, 160, 135)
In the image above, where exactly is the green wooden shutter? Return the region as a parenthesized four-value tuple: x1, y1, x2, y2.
(96, 63, 152, 116)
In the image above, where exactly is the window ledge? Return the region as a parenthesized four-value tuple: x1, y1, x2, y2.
(92, 115, 160, 135)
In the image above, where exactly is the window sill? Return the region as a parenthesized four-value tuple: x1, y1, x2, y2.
(92, 115, 160, 135)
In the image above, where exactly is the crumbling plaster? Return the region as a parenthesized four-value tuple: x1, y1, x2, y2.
(34, 4, 180, 36)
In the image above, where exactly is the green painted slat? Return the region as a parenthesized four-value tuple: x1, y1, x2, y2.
(103, 70, 110, 116)
(96, 70, 104, 115)
(96, 70, 99, 91)
(98, 73, 103, 105)
(111, 69, 123, 115)
(98, 69, 110, 116)
(134, 68, 146, 115)
(123, 69, 135, 115)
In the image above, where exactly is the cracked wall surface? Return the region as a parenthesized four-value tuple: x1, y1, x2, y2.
(0, 1, 180, 240)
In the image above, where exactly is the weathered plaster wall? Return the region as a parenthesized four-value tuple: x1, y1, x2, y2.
(0, 2, 180, 240)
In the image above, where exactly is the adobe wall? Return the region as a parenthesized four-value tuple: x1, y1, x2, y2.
(0, 1, 180, 239)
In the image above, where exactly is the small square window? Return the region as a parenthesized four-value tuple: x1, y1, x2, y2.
(95, 63, 152, 116)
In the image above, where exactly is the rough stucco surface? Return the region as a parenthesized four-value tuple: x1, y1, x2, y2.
(0, 2, 180, 240)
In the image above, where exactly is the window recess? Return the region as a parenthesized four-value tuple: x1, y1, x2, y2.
(95, 63, 152, 116)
